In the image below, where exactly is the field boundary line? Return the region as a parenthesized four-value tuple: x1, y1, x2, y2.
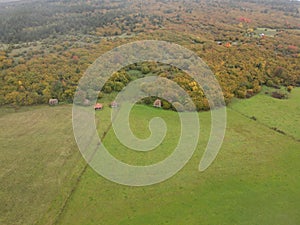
(228, 106, 300, 143)
(52, 117, 114, 225)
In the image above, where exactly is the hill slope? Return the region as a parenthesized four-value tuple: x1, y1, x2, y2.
(0, 89, 299, 225)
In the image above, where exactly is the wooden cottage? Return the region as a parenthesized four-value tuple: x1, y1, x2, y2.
(110, 101, 118, 108)
(153, 99, 162, 108)
(83, 99, 91, 106)
(49, 99, 58, 106)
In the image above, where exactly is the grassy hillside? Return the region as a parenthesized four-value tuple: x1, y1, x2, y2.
(57, 90, 300, 225)
(0, 89, 299, 225)
(230, 87, 300, 140)
(0, 105, 85, 225)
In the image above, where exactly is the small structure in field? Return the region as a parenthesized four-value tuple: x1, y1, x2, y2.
(259, 33, 265, 38)
(83, 99, 91, 106)
(49, 99, 58, 106)
(110, 101, 118, 108)
(224, 42, 231, 48)
(153, 99, 162, 108)
(94, 103, 103, 110)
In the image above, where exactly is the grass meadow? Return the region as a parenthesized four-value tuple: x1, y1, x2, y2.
(0, 105, 85, 225)
(0, 88, 299, 225)
(230, 87, 300, 140)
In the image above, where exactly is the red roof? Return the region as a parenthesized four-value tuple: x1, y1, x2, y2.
(94, 103, 103, 109)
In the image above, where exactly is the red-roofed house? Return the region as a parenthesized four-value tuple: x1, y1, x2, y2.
(94, 103, 103, 110)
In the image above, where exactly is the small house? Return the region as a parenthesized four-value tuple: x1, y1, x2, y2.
(259, 33, 265, 38)
(94, 103, 103, 110)
(224, 42, 231, 48)
(83, 99, 91, 106)
(153, 99, 162, 108)
(110, 101, 118, 108)
(49, 99, 58, 106)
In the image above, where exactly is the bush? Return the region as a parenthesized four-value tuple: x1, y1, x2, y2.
(287, 86, 293, 93)
(271, 127, 286, 135)
(103, 85, 112, 94)
(184, 100, 196, 112)
(271, 91, 288, 99)
(246, 89, 254, 98)
(172, 102, 184, 112)
(74, 90, 86, 105)
(86, 89, 98, 101)
(266, 80, 274, 87)
(162, 100, 171, 110)
(141, 97, 153, 105)
(113, 82, 124, 92)
(141, 65, 150, 74)
(236, 89, 247, 98)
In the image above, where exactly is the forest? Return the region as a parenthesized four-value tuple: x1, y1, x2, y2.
(0, 0, 299, 108)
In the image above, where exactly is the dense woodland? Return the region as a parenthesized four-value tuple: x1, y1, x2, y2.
(0, 0, 299, 109)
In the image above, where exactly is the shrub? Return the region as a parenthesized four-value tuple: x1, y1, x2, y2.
(74, 90, 86, 105)
(162, 100, 171, 110)
(141, 65, 150, 74)
(287, 86, 293, 93)
(246, 89, 254, 98)
(184, 100, 196, 112)
(141, 97, 152, 105)
(271, 127, 286, 135)
(172, 102, 184, 112)
(236, 89, 247, 98)
(266, 80, 274, 87)
(113, 82, 124, 92)
(103, 85, 112, 94)
(271, 91, 288, 99)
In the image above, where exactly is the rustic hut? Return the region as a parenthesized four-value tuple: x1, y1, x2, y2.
(110, 101, 118, 108)
(83, 99, 91, 106)
(259, 33, 265, 38)
(153, 99, 162, 108)
(224, 42, 231, 48)
(94, 103, 103, 110)
(49, 99, 58, 106)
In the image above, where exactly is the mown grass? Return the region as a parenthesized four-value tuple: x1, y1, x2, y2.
(254, 28, 278, 37)
(230, 86, 300, 140)
(1, 88, 299, 225)
(56, 90, 300, 225)
(0, 105, 86, 225)
(104, 105, 182, 166)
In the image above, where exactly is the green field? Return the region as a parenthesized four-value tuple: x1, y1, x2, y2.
(0, 105, 86, 225)
(230, 87, 300, 140)
(1, 88, 300, 225)
(254, 28, 278, 37)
